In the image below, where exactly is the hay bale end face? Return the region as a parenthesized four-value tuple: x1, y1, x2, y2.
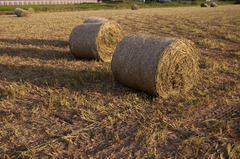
(69, 21, 124, 62)
(25, 8, 35, 14)
(83, 17, 108, 24)
(111, 34, 199, 97)
(210, 2, 218, 7)
(201, 3, 208, 7)
(14, 8, 31, 17)
(131, 4, 139, 10)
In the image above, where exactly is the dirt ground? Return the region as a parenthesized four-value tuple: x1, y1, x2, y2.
(0, 5, 239, 158)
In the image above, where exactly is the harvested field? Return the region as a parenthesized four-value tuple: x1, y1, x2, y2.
(0, 5, 240, 158)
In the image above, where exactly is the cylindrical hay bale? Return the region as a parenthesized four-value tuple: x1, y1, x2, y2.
(131, 4, 139, 10)
(210, 2, 217, 7)
(14, 8, 31, 17)
(25, 8, 35, 14)
(111, 34, 199, 97)
(69, 21, 124, 62)
(83, 17, 108, 24)
(201, 3, 208, 7)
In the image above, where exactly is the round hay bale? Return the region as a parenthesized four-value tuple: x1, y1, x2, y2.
(201, 3, 208, 7)
(14, 8, 31, 17)
(131, 4, 139, 10)
(69, 21, 124, 62)
(210, 2, 217, 7)
(111, 34, 199, 97)
(83, 17, 108, 23)
(25, 8, 35, 14)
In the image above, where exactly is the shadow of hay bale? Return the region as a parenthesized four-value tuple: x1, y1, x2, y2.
(0, 38, 69, 48)
(0, 47, 73, 61)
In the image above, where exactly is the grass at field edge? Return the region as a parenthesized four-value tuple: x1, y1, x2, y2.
(0, 1, 237, 13)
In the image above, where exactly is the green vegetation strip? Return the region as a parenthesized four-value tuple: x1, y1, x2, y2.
(0, 1, 237, 12)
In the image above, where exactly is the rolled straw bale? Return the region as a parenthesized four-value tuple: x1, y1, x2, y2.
(201, 3, 208, 7)
(25, 8, 35, 14)
(210, 2, 217, 7)
(14, 8, 31, 17)
(69, 21, 124, 62)
(131, 4, 139, 10)
(111, 34, 199, 97)
(83, 17, 108, 24)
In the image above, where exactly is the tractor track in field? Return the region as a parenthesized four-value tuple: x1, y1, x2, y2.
(198, 102, 239, 121)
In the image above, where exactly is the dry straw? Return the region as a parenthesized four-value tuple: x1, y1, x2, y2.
(201, 3, 208, 7)
(210, 2, 218, 7)
(83, 17, 108, 23)
(25, 8, 35, 14)
(14, 8, 31, 17)
(69, 21, 124, 62)
(131, 4, 139, 10)
(111, 34, 199, 97)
